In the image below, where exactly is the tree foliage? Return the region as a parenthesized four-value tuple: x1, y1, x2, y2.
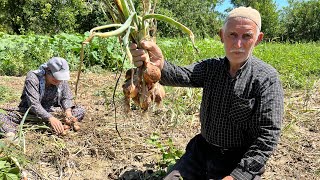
(281, 0, 320, 42)
(0, 0, 319, 42)
(230, 0, 280, 41)
(155, 0, 223, 38)
(0, 0, 109, 34)
(0, 0, 223, 39)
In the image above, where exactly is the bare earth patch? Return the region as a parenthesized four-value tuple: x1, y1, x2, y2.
(0, 72, 319, 180)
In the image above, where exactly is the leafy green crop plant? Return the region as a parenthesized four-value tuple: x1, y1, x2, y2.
(147, 133, 183, 171)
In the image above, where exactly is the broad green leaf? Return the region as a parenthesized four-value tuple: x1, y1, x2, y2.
(8, 167, 19, 174)
(4, 172, 20, 180)
(0, 160, 10, 170)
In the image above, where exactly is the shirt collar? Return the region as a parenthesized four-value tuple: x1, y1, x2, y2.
(223, 56, 253, 78)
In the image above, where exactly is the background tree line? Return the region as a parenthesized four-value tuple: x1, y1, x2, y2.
(0, 0, 319, 42)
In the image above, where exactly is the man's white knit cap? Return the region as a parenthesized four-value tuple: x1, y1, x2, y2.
(225, 6, 261, 30)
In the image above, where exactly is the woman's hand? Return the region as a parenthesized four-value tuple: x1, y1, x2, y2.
(64, 116, 78, 124)
(48, 116, 64, 134)
(129, 40, 164, 70)
(65, 108, 73, 118)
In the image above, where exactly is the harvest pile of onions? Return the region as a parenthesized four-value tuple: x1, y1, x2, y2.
(61, 117, 81, 135)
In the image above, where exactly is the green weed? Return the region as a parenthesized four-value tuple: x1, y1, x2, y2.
(147, 133, 184, 169)
(0, 156, 21, 180)
(0, 141, 27, 180)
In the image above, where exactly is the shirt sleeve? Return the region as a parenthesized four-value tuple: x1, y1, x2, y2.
(160, 60, 209, 87)
(59, 81, 73, 110)
(24, 72, 53, 120)
(231, 72, 284, 180)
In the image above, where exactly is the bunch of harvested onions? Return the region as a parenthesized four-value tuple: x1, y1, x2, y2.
(75, 0, 196, 111)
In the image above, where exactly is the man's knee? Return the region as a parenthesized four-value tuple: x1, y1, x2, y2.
(253, 166, 265, 180)
(164, 170, 182, 180)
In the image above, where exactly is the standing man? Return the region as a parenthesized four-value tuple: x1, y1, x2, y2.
(130, 7, 284, 180)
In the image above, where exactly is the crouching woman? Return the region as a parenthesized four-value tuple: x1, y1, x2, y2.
(0, 57, 85, 137)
